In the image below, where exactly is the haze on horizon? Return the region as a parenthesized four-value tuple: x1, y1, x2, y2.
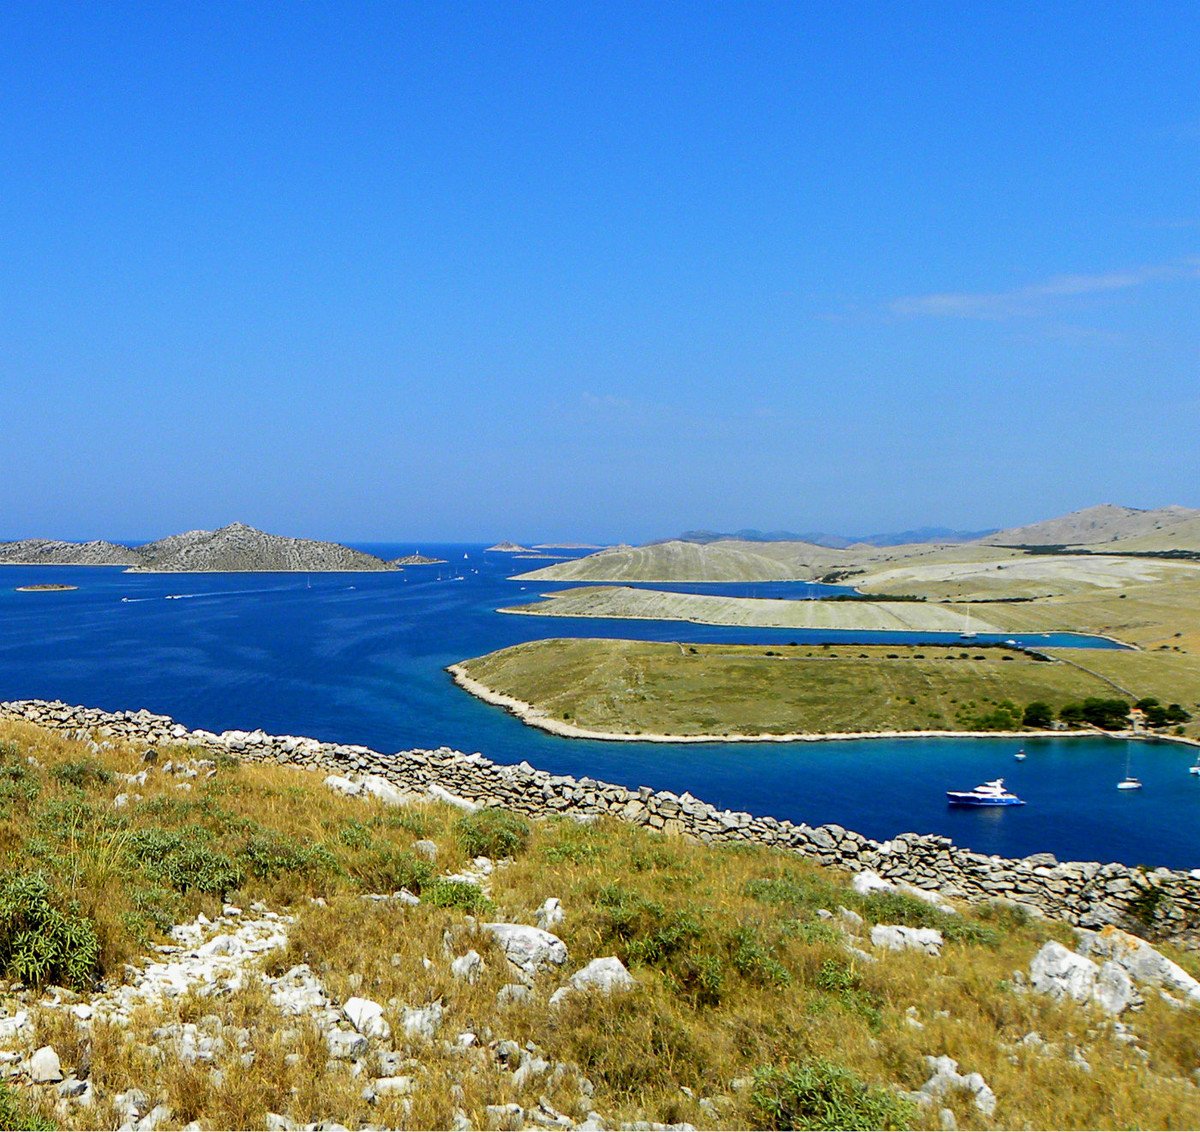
(1, 2, 1197, 546)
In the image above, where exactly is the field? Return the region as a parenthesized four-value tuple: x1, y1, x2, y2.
(503, 586, 1002, 633)
(1, 717, 1199, 1131)
(455, 640, 1200, 739)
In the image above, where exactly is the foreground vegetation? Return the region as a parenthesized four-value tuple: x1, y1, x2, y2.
(456, 640, 1200, 739)
(1, 719, 1199, 1129)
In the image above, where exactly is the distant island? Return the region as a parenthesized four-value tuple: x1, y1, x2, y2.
(485, 541, 535, 553)
(14, 583, 78, 592)
(0, 522, 396, 573)
(390, 553, 447, 566)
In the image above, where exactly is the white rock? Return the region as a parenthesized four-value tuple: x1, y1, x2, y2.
(496, 984, 533, 1007)
(1094, 961, 1141, 1016)
(1029, 941, 1099, 1003)
(481, 923, 568, 977)
(918, 1055, 996, 1117)
(326, 1028, 368, 1059)
(427, 784, 479, 812)
(374, 1075, 416, 1096)
(870, 925, 943, 956)
(344, 997, 390, 1040)
(359, 775, 413, 807)
(451, 951, 484, 984)
(550, 956, 636, 1006)
(851, 870, 893, 896)
(413, 840, 438, 861)
(28, 1045, 63, 1083)
(536, 898, 564, 930)
(324, 774, 363, 798)
(1077, 927, 1200, 1006)
(401, 1000, 443, 1041)
(485, 1103, 524, 1131)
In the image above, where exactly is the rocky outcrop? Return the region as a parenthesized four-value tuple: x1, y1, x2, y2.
(3, 698, 1200, 949)
(390, 554, 447, 566)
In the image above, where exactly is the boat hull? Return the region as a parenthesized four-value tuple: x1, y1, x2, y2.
(946, 792, 1025, 807)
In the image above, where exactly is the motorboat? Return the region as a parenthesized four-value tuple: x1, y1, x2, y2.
(946, 778, 1025, 807)
(1014, 748, 1026, 761)
(1190, 763, 1199, 776)
(1117, 777, 1143, 791)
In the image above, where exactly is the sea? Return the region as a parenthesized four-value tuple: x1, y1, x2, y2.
(1, 543, 1195, 869)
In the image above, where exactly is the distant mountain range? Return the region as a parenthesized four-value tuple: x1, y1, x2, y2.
(674, 526, 998, 548)
(0, 523, 396, 572)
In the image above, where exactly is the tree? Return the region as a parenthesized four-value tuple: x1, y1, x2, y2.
(1023, 701, 1053, 728)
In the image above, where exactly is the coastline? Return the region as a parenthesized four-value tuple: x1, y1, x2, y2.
(445, 663, 1200, 747)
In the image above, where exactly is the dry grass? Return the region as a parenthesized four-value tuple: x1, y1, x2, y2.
(0, 719, 1198, 1130)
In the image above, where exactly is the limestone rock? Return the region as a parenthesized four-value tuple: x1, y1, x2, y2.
(344, 997, 390, 1040)
(28, 1045, 63, 1083)
(536, 898, 564, 931)
(871, 925, 943, 956)
(451, 950, 485, 984)
(918, 1055, 996, 1117)
(481, 923, 568, 977)
(550, 956, 636, 1006)
(401, 1000, 443, 1041)
(1029, 941, 1099, 1003)
(1077, 927, 1200, 1005)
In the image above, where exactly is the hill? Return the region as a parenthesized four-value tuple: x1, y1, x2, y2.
(128, 523, 395, 572)
(981, 505, 1200, 549)
(0, 710, 1197, 1130)
(676, 526, 996, 548)
(0, 538, 143, 566)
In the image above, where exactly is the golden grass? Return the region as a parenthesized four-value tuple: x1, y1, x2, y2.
(1, 719, 1199, 1130)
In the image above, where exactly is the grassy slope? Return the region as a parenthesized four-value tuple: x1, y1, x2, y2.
(2, 718, 1200, 1131)
(502, 586, 1002, 633)
(455, 640, 1183, 737)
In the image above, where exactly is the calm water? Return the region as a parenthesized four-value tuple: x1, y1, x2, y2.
(0, 544, 1195, 868)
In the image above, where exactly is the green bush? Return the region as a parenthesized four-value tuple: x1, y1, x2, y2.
(751, 1060, 914, 1130)
(423, 879, 492, 913)
(0, 1082, 55, 1130)
(240, 831, 337, 881)
(50, 759, 112, 789)
(336, 820, 374, 850)
(128, 828, 244, 896)
(1022, 700, 1053, 728)
(0, 872, 99, 990)
(343, 846, 433, 894)
(595, 885, 703, 967)
(728, 923, 791, 986)
(0, 759, 40, 808)
(454, 808, 531, 859)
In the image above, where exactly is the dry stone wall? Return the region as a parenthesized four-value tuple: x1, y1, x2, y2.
(4, 698, 1199, 948)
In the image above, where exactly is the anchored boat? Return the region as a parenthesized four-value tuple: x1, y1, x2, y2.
(946, 778, 1025, 807)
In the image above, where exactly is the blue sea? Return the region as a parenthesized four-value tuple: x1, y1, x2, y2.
(1, 543, 1196, 869)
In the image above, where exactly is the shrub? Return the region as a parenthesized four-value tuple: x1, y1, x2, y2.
(423, 879, 492, 913)
(728, 923, 791, 986)
(0, 759, 40, 808)
(129, 828, 244, 896)
(595, 885, 704, 967)
(0, 1082, 55, 1131)
(50, 759, 112, 788)
(240, 831, 337, 881)
(0, 872, 100, 990)
(751, 1060, 914, 1130)
(344, 846, 433, 894)
(454, 808, 531, 859)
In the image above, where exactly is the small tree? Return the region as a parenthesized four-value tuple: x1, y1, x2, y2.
(1023, 701, 1053, 728)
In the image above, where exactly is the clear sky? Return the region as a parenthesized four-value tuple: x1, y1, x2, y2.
(2, 2, 1196, 544)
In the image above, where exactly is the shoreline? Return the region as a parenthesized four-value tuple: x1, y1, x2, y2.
(445, 663, 1200, 748)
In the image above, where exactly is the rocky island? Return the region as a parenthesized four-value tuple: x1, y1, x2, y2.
(14, 583, 78, 592)
(0, 523, 396, 573)
(391, 553, 447, 566)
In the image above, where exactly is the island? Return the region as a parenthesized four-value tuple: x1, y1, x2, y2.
(485, 541, 535, 553)
(14, 583, 78, 592)
(390, 554, 447, 566)
(0, 523, 397, 573)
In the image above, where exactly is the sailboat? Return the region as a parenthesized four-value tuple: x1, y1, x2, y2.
(961, 606, 977, 639)
(1117, 747, 1142, 790)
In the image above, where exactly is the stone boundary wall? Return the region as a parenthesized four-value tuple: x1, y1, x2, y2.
(4, 698, 1199, 948)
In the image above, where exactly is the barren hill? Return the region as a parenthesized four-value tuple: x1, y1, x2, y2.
(981, 504, 1200, 548)
(129, 523, 394, 572)
(0, 538, 143, 566)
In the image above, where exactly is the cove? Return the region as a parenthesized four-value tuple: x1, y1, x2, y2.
(0, 543, 1192, 868)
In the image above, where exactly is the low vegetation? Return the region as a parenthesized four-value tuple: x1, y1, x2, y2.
(1, 719, 1198, 1130)
(456, 640, 1200, 738)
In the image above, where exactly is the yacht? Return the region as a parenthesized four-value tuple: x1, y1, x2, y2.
(1118, 749, 1142, 790)
(946, 778, 1025, 807)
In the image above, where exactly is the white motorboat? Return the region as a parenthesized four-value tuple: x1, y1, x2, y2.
(946, 778, 1025, 807)
(1014, 748, 1026, 761)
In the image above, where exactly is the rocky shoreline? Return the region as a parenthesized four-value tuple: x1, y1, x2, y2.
(2, 697, 1199, 949)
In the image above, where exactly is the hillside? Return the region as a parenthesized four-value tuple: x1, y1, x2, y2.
(0, 538, 143, 566)
(981, 505, 1200, 549)
(128, 523, 395, 572)
(0, 714, 1198, 1131)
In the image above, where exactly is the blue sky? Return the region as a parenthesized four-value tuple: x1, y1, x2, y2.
(2, 2, 1196, 543)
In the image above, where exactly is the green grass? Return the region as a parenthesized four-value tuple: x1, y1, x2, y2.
(456, 639, 1198, 737)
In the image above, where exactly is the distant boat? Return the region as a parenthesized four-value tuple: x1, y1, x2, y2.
(1014, 748, 1026, 761)
(1118, 748, 1142, 790)
(1190, 762, 1199, 776)
(961, 607, 977, 639)
(946, 778, 1025, 807)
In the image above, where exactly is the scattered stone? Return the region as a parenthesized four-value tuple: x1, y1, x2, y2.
(451, 951, 485, 984)
(401, 1001, 443, 1041)
(344, 997, 390, 1041)
(327, 1029, 368, 1060)
(918, 1055, 996, 1117)
(497, 984, 533, 1007)
(481, 923, 568, 977)
(413, 839, 438, 861)
(485, 1103, 525, 1131)
(536, 898, 564, 931)
(28, 1045, 63, 1083)
(374, 1075, 416, 1096)
(550, 957, 636, 1006)
(871, 925, 943, 956)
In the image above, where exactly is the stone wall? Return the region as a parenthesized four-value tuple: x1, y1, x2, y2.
(4, 698, 1199, 948)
